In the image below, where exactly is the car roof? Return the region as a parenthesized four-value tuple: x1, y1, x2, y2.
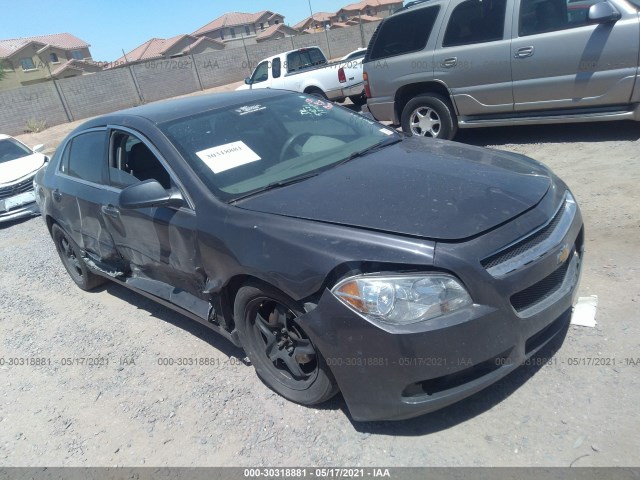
(83, 89, 291, 128)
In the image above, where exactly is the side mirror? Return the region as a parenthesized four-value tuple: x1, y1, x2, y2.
(588, 1, 621, 23)
(33, 144, 45, 153)
(119, 179, 184, 210)
(244, 77, 252, 85)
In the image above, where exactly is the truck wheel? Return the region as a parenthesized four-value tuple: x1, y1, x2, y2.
(349, 94, 367, 107)
(234, 283, 338, 405)
(401, 94, 457, 140)
(306, 88, 328, 100)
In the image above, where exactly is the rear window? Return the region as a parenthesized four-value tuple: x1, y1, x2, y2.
(286, 48, 326, 72)
(368, 6, 440, 61)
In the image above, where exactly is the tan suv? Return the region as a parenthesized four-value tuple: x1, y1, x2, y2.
(362, 0, 640, 139)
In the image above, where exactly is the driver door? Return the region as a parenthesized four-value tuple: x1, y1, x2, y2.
(101, 128, 209, 318)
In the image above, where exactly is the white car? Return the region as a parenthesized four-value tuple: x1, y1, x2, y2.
(340, 48, 367, 62)
(0, 134, 47, 223)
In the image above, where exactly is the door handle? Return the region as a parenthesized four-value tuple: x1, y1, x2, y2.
(441, 57, 458, 68)
(101, 204, 120, 218)
(514, 46, 535, 58)
(52, 189, 62, 201)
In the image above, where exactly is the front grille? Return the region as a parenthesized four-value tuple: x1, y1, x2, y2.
(511, 258, 571, 313)
(482, 198, 567, 270)
(0, 177, 34, 200)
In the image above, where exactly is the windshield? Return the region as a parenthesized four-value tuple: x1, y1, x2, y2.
(161, 93, 400, 202)
(0, 138, 32, 165)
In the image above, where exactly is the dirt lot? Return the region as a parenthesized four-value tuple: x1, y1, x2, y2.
(1, 104, 639, 466)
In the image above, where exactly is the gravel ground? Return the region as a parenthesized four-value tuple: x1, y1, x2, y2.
(1, 114, 639, 466)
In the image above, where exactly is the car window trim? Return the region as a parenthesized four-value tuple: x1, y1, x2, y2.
(107, 125, 196, 212)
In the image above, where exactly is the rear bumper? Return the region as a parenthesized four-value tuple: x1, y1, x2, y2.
(326, 82, 365, 101)
(363, 97, 398, 124)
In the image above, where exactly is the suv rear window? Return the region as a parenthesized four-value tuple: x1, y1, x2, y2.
(368, 6, 441, 61)
(443, 0, 507, 47)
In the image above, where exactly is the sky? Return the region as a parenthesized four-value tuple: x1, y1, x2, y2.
(1, 0, 355, 62)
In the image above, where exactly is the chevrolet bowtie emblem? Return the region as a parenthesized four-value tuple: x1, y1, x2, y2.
(557, 243, 571, 265)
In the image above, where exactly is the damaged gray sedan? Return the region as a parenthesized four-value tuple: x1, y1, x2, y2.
(35, 90, 583, 421)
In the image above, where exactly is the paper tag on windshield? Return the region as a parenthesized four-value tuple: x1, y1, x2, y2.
(196, 141, 261, 174)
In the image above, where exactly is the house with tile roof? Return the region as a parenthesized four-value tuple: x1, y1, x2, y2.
(112, 34, 224, 67)
(292, 12, 334, 33)
(0, 33, 97, 90)
(329, 0, 403, 25)
(192, 11, 286, 48)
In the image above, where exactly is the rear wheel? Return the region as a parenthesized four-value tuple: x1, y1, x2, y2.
(51, 224, 106, 291)
(401, 94, 457, 140)
(306, 88, 328, 100)
(234, 284, 338, 405)
(349, 94, 367, 107)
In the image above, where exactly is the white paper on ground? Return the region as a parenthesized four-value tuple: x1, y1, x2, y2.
(571, 295, 598, 327)
(196, 141, 261, 174)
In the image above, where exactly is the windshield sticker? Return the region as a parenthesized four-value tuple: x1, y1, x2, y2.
(300, 98, 334, 117)
(380, 128, 395, 136)
(235, 104, 266, 116)
(196, 141, 261, 174)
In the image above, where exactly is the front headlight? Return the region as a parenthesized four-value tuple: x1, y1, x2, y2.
(331, 273, 472, 325)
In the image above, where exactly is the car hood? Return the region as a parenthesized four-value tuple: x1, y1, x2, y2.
(237, 137, 552, 241)
(0, 153, 46, 185)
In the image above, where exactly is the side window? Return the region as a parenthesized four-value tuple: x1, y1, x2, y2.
(272, 57, 281, 78)
(368, 6, 440, 60)
(251, 61, 269, 83)
(108, 132, 172, 190)
(443, 0, 507, 47)
(519, 0, 598, 36)
(62, 131, 107, 185)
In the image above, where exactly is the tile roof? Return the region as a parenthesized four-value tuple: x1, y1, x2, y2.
(255, 24, 297, 41)
(339, 0, 402, 12)
(114, 34, 223, 64)
(49, 59, 101, 77)
(292, 12, 333, 30)
(0, 33, 90, 58)
(192, 11, 283, 36)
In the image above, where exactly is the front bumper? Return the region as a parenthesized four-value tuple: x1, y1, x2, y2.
(298, 189, 584, 422)
(0, 190, 39, 223)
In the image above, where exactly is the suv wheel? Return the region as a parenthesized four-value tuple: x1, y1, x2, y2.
(401, 94, 457, 140)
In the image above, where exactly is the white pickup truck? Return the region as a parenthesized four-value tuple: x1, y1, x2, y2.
(236, 47, 366, 105)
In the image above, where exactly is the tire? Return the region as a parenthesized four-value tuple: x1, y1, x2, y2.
(51, 224, 107, 291)
(401, 93, 458, 140)
(306, 88, 328, 100)
(349, 94, 367, 107)
(234, 283, 338, 405)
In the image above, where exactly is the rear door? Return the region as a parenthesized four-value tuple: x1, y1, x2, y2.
(55, 128, 124, 271)
(434, 0, 515, 116)
(511, 0, 639, 111)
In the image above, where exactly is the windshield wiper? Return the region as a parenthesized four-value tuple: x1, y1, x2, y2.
(334, 136, 402, 168)
(229, 171, 320, 204)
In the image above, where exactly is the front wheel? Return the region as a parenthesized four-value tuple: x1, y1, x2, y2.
(401, 94, 457, 140)
(234, 284, 338, 405)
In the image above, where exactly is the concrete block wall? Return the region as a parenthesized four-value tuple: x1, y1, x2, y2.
(0, 21, 382, 135)
(57, 68, 141, 120)
(131, 59, 201, 103)
(0, 82, 69, 135)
